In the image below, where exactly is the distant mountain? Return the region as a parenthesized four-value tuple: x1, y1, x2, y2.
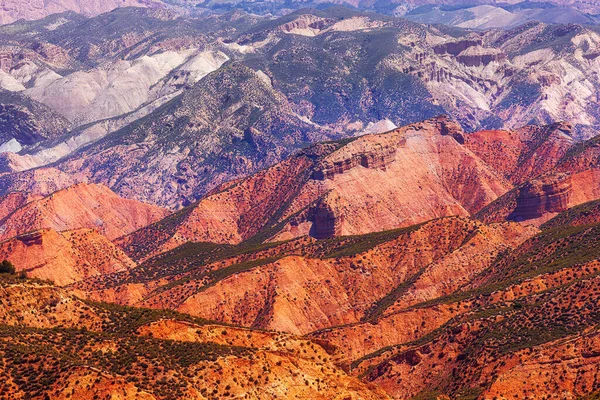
(0, 90, 72, 151)
(404, 3, 600, 29)
(0, 0, 165, 25)
(193, 0, 600, 20)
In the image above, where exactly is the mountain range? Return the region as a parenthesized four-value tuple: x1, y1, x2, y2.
(1, 111, 599, 397)
(0, 2, 599, 399)
(0, 7, 599, 208)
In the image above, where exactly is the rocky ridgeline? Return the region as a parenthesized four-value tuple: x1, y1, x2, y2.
(312, 116, 464, 181)
(311, 143, 397, 180)
(433, 39, 483, 56)
(15, 230, 44, 246)
(456, 46, 507, 67)
(511, 174, 572, 221)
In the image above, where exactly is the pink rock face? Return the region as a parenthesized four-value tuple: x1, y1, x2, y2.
(0, 182, 169, 241)
(312, 145, 397, 180)
(511, 174, 572, 221)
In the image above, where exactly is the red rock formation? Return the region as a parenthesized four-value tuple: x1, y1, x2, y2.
(121, 116, 514, 257)
(0, 183, 168, 241)
(0, 228, 136, 285)
(464, 121, 575, 184)
(510, 174, 572, 221)
(311, 142, 397, 180)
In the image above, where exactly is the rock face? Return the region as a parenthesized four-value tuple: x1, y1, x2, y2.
(510, 174, 572, 221)
(312, 142, 398, 180)
(0, 191, 30, 220)
(433, 39, 483, 56)
(309, 191, 347, 239)
(456, 46, 507, 66)
(476, 129, 600, 224)
(464, 122, 575, 185)
(0, 228, 136, 285)
(0, 182, 168, 241)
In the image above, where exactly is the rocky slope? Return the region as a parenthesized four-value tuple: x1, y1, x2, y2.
(117, 116, 514, 259)
(68, 194, 600, 399)
(0, 275, 388, 399)
(0, 182, 168, 241)
(0, 228, 136, 285)
(341, 204, 600, 399)
(74, 215, 535, 332)
(0, 0, 164, 25)
(476, 130, 600, 224)
(0, 90, 72, 152)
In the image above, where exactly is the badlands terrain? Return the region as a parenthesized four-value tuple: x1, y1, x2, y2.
(0, 1, 599, 399)
(1, 113, 600, 398)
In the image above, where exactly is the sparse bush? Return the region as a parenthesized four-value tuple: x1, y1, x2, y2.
(0, 260, 15, 274)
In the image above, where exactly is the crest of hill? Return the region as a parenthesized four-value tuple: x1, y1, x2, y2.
(0, 182, 168, 242)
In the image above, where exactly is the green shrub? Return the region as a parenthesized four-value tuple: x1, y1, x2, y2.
(0, 260, 15, 274)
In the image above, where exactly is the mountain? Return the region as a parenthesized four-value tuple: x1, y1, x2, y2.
(0, 114, 598, 399)
(70, 194, 600, 399)
(0, 0, 165, 25)
(0, 275, 388, 399)
(0, 8, 598, 209)
(117, 116, 597, 262)
(337, 202, 600, 399)
(475, 128, 600, 224)
(0, 182, 168, 241)
(0, 5, 600, 398)
(0, 90, 72, 152)
(403, 3, 600, 29)
(191, 0, 600, 19)
(70, 115, 599, 319)
(116, 116, 513, 258)
(0, 228, 136, 286)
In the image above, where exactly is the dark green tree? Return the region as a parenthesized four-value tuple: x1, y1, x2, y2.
(0, 260, 15, 274)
